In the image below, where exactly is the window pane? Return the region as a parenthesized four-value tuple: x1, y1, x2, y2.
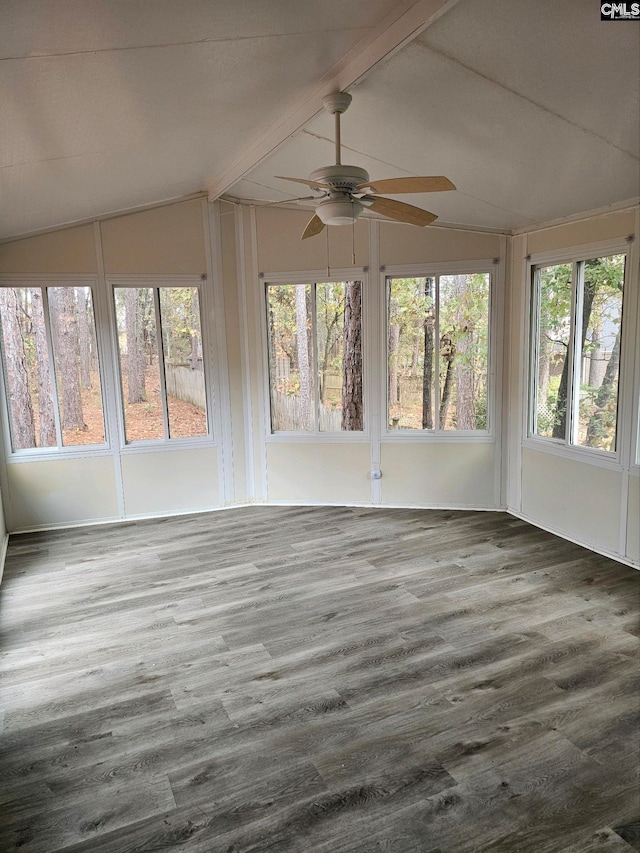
(388, 277, 435, 430)
(114, 288, 164, 442)
(0, 287, 56, 449)
(574, 254, 625, 452)
(159, 288, 207, 439)
(48, 286, 105, 446)
(267, 284, 315, 431)
(439, 273, 490, 430)
(533, 263, 572, 438)
(317, 281, 363, 432)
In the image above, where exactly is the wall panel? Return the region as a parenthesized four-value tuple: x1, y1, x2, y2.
(6, 457, 118, 531)
(380, 442, 496, 507)
(0, 225, 97, 273)
(521, 448, 622, 557)
(627, 473, 639, 565)
(380, 222, 501, 265)
(266, 442, 371, 504)
(121, 447, 220, 517)
(101, 200, 206, 274)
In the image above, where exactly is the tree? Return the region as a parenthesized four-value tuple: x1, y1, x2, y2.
(76, 288, 93, 390)
(49, 288, 86, 431)
(30, 288, 56, 446)
(295, 284, 312, 430)
(341, 281, 363, 430)
(125, 288, 146, 403)
(422, 281, 435, 429)
(0, 288, 36, 449)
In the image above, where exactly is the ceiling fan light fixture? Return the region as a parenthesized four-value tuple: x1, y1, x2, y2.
(316, 198, 363, 226)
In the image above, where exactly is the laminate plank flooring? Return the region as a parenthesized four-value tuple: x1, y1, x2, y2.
(0, 506, 638, 852)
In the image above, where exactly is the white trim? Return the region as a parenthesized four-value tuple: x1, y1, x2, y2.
(0, 531, 8, 586)
(508, 508, 638, 571)
(381, 259, 496, 277)
(93, 221, 125, 518)
(250, 207, 270, 501)
(521, 436, 624, 471)
(368, 219, 383, 503)
(0, 273, 98, 282)
(206, 200, 235, 506)
(494, 235, 508, 507)
(527, 237, 631, 266)
(381, 432, 496, 443)
(261, 267, 369, 284)
(235, 205, 256, 502)
(511, 200, 639, 237)
(106, 274, 204, 284)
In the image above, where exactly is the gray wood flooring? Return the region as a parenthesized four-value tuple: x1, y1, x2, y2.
(0, 505, 638, 852)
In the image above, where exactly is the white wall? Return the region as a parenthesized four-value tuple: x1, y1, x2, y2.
(506, 207, 639, 567)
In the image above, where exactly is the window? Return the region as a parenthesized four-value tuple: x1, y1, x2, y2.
(530, 252, 625, 453)
(113, 285, 208, 442)
(387, 273, 490, 431)
(0, 284, 105, 451)
(266, 281, 363, 432)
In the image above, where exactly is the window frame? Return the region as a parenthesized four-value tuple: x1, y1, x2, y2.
(262, 270, 370, 442)
(381, 260, 497, 441)
(0, 274, 110, 460)
(525, 239, 630, 467)
(107, 275, 215, 450)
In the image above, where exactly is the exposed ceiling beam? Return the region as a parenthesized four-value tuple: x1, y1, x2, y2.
(206, 0, 461, 201)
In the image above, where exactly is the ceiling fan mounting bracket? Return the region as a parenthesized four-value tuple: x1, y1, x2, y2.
(322, 92, 352, 115)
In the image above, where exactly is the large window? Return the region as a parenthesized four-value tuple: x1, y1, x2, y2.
(113, 285, 208, 442)
(530, 252, 625, 453)
(266, 281, 363, 432)
(387, 273, 490, 431)
(0, 284, 105, 451)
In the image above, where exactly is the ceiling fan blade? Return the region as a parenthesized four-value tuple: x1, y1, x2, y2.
(275, 175, 330, 190)
(301, 214, 325, 240)
(364, 196, 438, 227)
(356, 176, 455, 194)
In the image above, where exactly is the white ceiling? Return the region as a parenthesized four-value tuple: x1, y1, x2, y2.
(1, 0, 638, 239)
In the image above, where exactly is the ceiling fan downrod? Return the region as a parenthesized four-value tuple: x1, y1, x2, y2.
(322, 91, 352, 166)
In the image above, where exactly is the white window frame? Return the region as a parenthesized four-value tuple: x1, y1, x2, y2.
(0, 274, 111, 460)
(381, 260, 497, 442)
(261, 269, 370, 442)
(107, 275, 216, 451)
(524, 238, 630, 469)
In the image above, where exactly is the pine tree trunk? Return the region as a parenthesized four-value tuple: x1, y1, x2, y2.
(125, 289, 145, 403)
(76, 288, 92, 389)
(50, 288, 85, 431)
(295, 285, 312, 430)
(30, 288, 57, 446)
(341, 281, 363, 431)
(0, 288, 36, 449)
(585, 328, 621, 447)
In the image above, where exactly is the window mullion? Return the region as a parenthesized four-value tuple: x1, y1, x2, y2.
(567, 261, 582, 445)
(41, 287, 64, 448)
(435, 275, 441, 434)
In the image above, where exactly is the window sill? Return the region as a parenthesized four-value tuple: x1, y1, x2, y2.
(522, 436, 623, 471)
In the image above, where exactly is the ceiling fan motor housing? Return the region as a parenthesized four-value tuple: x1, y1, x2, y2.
(309, 165, 370, 191)
(310, 165, 370, 225)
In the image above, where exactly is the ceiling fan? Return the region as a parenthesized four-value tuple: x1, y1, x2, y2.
(275, 91, 456, 240)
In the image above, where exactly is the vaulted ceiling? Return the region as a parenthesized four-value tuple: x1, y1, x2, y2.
(1, 0, 638, 240)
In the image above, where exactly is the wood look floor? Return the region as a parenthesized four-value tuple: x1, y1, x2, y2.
(0, 506, 638, 852)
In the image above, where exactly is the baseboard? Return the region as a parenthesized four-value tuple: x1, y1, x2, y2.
(0, 532, 8, 586)
(507, 507, 639, 571)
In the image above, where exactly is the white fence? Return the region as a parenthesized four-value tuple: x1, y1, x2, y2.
(165, 365, 206, 409)
(271, 392, 342, 432)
